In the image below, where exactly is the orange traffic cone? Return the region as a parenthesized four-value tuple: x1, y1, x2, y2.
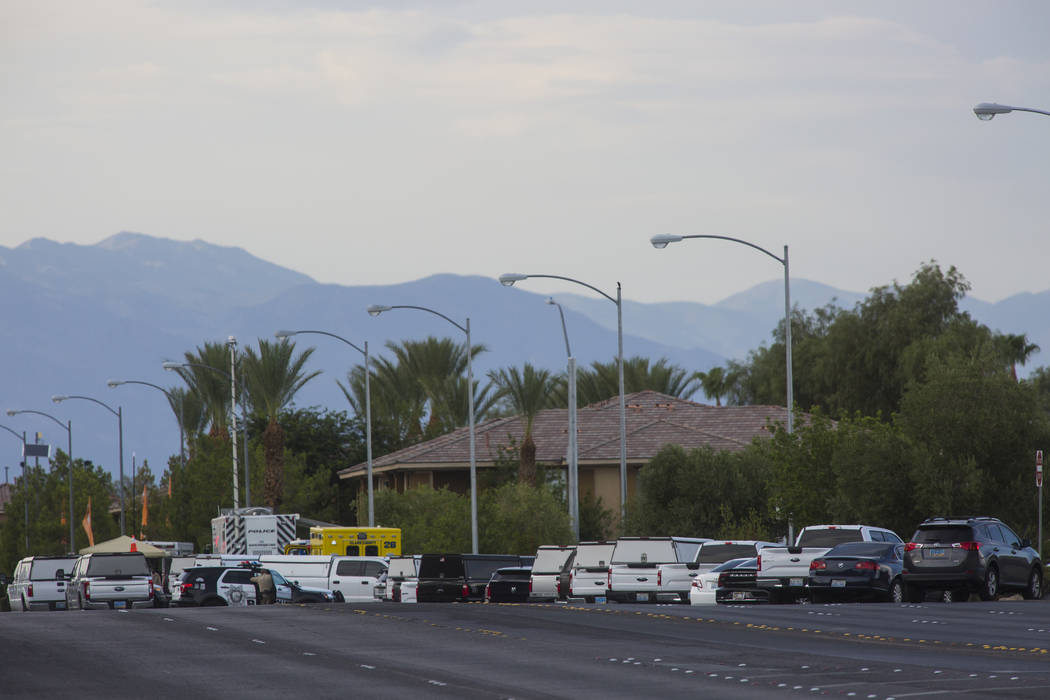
(130, 537, 138, 552)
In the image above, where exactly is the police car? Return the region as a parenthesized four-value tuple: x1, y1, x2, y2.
(172, 562, 341, 606)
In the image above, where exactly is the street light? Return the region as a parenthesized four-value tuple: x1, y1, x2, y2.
(367, 303, 479, 554)
(275, 329, 374, 527)
(107, 380, 186, 471)
(973, 102, 1050, 121)
(163, 357, 250, 509)
(52, 395, 126, 535)
(0, 423, 28, 551)
(7, 408, 74, 551)
(547, 297, 579, 540)
(650, 234, 794, 436)
(499, 273, 628, 521)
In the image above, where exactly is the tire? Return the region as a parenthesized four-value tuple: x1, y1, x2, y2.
(1022, 567, 1043, 600)
(979, 566, 999, 601)
(887, 579, 905, 604)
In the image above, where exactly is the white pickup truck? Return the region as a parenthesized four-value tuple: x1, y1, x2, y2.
(568, 541, 616, 602)
(756, 525, 903, 602)
(7, 555, 80, 612)
(607, 537, 709, 603)
(654, 540, 779, 603)
(65, 552, 154, 610)
(528, 545, 575, 603)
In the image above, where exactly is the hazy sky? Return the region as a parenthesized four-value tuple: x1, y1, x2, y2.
(3, 1, 1048, 304)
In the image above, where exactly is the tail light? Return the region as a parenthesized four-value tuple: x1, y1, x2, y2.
(904, 542, 920, 552)
(657, 569, 662, 587)
(692, 579, 702, 589)
(809, 560, 827, 571)
(27, 584, 34, 598)
(854, 561, 879, 571)
(179, 582, 194, 596)
(462, 584, 470, 599)
(556, 581, 561, 596)
(149, 584, 155, 599)
(757, 554, 762, 571)
(529, 577, 533, 593)
(82, 581, 91, 601)
(485, 585, 491, 601)
(955, 541, 981, 551)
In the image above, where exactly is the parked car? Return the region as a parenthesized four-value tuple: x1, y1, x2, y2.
(383, 555, 421, 602)
(568, 541, 616, 602)
(172, 564, 339, 606)
(656, 540, 778, 603)
(417, 554, 527, 602)
(902, 516, 1043, 602)
(486, 567, 533, 603)
(528, 545, 575, 603)
(0, 571, 9, 612)
(607, 537, 709, 603)
(808, 541, 905, 603)
(715, 558, 768, 604)
(688, 558, 752, 606)
(66, 552, 154, 610)
(756, 524, 903, 603)
(7, 555, 79, 612)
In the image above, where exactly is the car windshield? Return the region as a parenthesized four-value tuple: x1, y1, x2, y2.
(86, 555, 149, 576)
(711, 558, 750, 573)
(825, 542, 893, 558)
(387, 558, 418, 578)
(698, 544, 758, 564)
(796, 529, 864, 547)
(912, 526, 973, 544)
(612, 540, 676, 564)
(31, 558, 78, 580)
(268, 569, 289, 586)
(464, 559, 517, 581)
(419, 555, 465, 579)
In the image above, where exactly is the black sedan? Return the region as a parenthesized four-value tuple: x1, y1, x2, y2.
(485, 567, 532, 603)
(808, 541, 905, 603)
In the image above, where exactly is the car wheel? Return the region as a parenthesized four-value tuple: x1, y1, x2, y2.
(888, 579, 905, 604)
(943, 588, 967, 603)
(979, 566, 999, 601)
(1022, 567, 1043, 600)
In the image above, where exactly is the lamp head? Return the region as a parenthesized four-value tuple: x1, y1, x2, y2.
(367, 305, 391, 317)
(499, 273, 527, 287)
(106, 380, 123, 388)
(650, 234, 683, 249)
(51, 395, 68, 404)
(6, 409, 17, 416)
(546, 297, 556, 306)
(162, 361, 183, 371)
(973, 102, 1012, 121)
(274, 330, 295, 339)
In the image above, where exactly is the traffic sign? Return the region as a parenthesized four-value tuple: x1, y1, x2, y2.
(1038, 450, 1044, 488)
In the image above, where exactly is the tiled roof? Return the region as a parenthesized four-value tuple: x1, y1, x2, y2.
(338, 390, 789, 478)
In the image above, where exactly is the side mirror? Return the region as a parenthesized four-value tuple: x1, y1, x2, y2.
(54, 569, 64, 580)
(1021, 538, 1032, 549)
(0, 573, 8, 586)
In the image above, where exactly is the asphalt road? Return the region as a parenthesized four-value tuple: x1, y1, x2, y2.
(4, 599, 1050, 699)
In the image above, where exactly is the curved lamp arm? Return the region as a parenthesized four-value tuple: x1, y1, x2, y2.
(276, 329, 365, 357)
(499, 273, 617, 306)
(367, 304, 467, 334)
(52, 394, 119, 418)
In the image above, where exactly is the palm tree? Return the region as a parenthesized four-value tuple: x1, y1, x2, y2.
(997, 333, 1040, 381)
(574, 356, 697, 405)
(488, 364, 559, 485)
(171, 342, 235, 438)
(241, 338, 322, 509)
(694, 366, 732, 406)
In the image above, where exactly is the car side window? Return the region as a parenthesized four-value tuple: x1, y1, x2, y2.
(336, 561, 364, 576)
(998, 524, 1021, 548)
(363, 562, 386, 578)
(869, 531, 885, 542)
(222, 570, 253, 585)
(893, 545, 904, 560)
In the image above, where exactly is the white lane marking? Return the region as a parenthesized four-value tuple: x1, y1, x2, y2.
(206, 626, 218, 631)
(118, 610, 129, 614)
(163, 617, 175, 622)
(360, 664, 375, 670)
(427, 680, 447, 687)
(252, 639, 266, 645)
(653, 658, 662, 662)
(684, 670, 694, 675)
(303, 652, 316, 656)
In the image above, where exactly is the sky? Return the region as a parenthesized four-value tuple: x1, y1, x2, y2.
(2, 0, 1048, 305)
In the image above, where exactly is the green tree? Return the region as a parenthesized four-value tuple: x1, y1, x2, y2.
(241, 338, 321, 509)
(574, 356, 697, 405)
(171, 342, 236, 437)
(488, 363, 559, 484)
(367, 486, 471, 553)
(479, 482, 572, 554)
(694, 366, 734, 406)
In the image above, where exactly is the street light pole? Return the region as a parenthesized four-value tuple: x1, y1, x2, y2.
(8, 409, 73, 551)
(499, 273, 628, 521)
(0, 424, 28, 551)
(51, 395, 126, 535)
(367, 304, 478, 554)
(547, 298, 579, 540)
(107, 380, 186, 472)
(650, 234, 794, 435)
(275, 329, 375, 527)
(973, 102, 1050, 120)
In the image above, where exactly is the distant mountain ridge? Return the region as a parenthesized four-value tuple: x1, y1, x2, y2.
(0, 232, 1044, 481)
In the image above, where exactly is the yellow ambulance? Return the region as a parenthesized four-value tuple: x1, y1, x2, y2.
(309, 526, 402, 557)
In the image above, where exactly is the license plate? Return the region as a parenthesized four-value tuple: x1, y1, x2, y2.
(594, 596, 607, 604)
(55, 602, 66, 610)
(733, 591, 747, 600)
(790, 578, 804, 587)
(114, 600, 126, 609)
(928, 548, 946, 558)
(636, 593, 649, 602)
(832, 579, 846, 588)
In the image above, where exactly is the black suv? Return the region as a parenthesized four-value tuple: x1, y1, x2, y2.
(902, 517, 1042, 602)
(173, 565, 339, 606)
(417, 554, 528, 602)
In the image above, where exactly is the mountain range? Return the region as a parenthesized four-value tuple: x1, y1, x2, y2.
(1, 232, 1046, 482)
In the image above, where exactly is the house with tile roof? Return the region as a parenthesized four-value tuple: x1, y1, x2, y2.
(338, 390, 791, 517)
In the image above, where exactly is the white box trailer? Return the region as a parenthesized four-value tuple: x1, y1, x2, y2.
(211, 510, 299, 556)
